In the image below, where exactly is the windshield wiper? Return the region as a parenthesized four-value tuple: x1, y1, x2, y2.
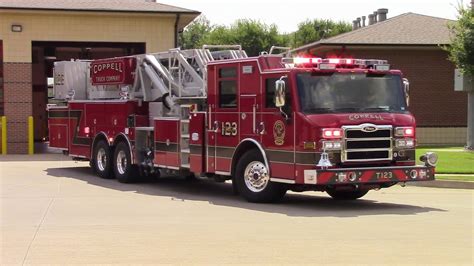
(359, 107, 391, 112)
(304, 107, 335, 113)
(333, 107, 362, 112)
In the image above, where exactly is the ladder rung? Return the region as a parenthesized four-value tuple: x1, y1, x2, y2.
(181, 163, 190, 168)
(181, 148, 190, 153)
(181, 120, 190, 123)
(181, 134, 190, 139)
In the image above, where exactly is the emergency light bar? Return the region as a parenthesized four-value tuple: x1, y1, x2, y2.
(287, 57, 390, 70)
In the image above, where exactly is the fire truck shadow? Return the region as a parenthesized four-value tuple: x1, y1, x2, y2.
(46, 166, 446, 218)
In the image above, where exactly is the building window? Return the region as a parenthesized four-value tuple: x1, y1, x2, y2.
(218, 67, 237, 108)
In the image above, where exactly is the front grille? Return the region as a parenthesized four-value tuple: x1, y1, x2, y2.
(346, 140, 391, 149)
(347, 151, 390, 160)
(346, 130, 391, 138)
(343, 125, 392, 162)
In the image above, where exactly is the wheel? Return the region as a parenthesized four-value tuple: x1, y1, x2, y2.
(113, 141, 139, 183)
(92, 140, 113, 179)
(326, 188, 369, 200)
(235, 150, 287, 203)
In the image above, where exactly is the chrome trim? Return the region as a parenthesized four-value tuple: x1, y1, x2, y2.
(215, 171, 231, 176)
(270, 178, 296, 184)
(231, 138, 270, 177)
(342, 124, 393, 162)
(321, 165, 431, 171)
(345, 148, 391, 152)
(70, 154, 87, 158)
(114, 133, 134, 165)
(155, 164, 179, 170)
(345, 137, 391, 141)
(90, 132, 110, 159)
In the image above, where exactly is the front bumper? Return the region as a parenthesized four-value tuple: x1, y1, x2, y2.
(303, 165, 435, 185)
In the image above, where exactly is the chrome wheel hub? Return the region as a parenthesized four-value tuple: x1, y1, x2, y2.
(244, 161, 269, 192)
(116, 150, 127, 175)
(97, 148, 107, 171)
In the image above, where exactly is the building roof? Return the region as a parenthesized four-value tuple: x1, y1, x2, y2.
(294, 13, 454, 52)
(0, 0, 199, 14)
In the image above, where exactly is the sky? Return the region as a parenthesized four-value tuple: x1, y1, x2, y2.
(157, 0, 466, 33)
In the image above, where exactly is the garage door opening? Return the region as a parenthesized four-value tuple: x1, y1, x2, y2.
(32, 41, 145, 146)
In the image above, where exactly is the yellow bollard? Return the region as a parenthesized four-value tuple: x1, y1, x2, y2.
(1, 116, 6, 155)
(28, 116, 34, 155)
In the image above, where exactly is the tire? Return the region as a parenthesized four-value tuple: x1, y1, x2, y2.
(92, 140, 113, 179)
(234, 150, 287, 203)
(113, 141, 139, 183)
(326, 189, 369, 200)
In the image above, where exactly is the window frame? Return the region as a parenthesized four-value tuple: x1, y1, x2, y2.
(217, 66, 238, 109)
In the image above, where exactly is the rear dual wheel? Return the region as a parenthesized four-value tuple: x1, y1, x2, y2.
(92, 140, 114, 179)
(113, 141, 139, 183)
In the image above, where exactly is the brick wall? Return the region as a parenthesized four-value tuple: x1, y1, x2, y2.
(313, 47, 467, 127)
(3, 62, 32, 154)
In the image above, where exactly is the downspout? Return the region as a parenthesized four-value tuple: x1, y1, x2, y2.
(174, 13, 181, 48)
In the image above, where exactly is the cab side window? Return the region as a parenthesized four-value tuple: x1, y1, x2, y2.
(219, 67, 237, 108)
(265, 78, 291, 110)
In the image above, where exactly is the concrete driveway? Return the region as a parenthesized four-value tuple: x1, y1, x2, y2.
(1, 154, 473, 265)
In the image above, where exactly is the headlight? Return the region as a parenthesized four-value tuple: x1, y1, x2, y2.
(419, 152, 438, 167)
(395, 138, 415, 148)
(322, 140, 342, 150)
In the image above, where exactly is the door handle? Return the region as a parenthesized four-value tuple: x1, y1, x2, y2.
(258, 122, 266, 135)
(210, 121, 219, 133)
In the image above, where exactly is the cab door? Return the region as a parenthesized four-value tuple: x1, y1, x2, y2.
(260, 74, 295, 180)
(239, 62, 261, 140)
(212, 65, 240, 174)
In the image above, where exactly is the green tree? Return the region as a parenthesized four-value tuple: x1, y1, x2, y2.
(292, 19, 352, 48)
(205, 19, 289, 56)
(446, 3, 474, 76)
(179, 15, 212, 49)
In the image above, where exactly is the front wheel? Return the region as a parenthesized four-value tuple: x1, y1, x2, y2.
(326, 189, 369, 200)
(113, 142, 138, 183)
(235, 150, 286, 203)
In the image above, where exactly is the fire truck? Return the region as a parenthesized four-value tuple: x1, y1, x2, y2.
(47, 45, 437, 203)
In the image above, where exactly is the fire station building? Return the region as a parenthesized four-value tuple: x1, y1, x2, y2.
(0, 0, 199, 153)
(294, 12, 467, 146)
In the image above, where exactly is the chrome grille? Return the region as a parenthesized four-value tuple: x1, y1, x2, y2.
(342, 125, 392, 162)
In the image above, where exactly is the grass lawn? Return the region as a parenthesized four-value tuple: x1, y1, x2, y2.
(416, 147, 474, 181)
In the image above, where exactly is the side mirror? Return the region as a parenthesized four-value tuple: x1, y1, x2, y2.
(274, 79, 286, 108)
(403, 78, 410, 107)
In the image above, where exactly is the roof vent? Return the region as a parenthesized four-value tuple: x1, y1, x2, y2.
(368, 14, 375, 25)
(377, 8, 388, 22)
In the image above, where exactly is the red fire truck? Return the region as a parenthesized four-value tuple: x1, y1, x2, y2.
(48, 45, 437, 202)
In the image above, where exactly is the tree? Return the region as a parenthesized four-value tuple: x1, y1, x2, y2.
(179, 15, 212, 49)
(204, 19, 289, 56)
(446, 3, 474, 76)
(445, 2, 474, 150)
(292, 19, 352, 48)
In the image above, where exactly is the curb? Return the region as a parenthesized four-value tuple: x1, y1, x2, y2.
(407, 180, 474, 189)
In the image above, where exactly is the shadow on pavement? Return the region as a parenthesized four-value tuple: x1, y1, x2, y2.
(45, 166, 446, 218)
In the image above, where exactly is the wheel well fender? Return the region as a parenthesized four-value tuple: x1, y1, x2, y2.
(113, 133, 134, 164)
(231, 138, 270, 177)
(90, 132, 109, 158)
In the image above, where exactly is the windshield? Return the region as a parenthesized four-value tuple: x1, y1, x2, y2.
(296, 72, 407, 114)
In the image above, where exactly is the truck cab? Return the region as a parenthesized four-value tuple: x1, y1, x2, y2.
(202, 55, 436, 202)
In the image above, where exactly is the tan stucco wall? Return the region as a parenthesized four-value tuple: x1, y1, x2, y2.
(0, 9, 178, 62)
